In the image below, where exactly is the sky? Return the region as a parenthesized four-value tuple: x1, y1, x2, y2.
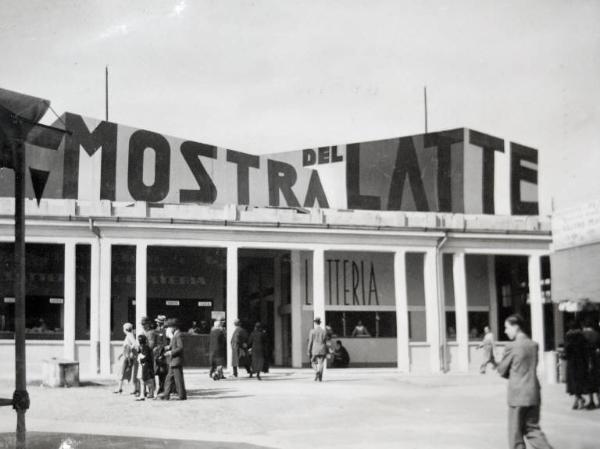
(2, 0, 599, 214)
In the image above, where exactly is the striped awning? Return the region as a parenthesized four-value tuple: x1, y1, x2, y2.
(551, 241, 600, 304)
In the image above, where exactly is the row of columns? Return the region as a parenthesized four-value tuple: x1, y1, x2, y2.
(58, 240, 546, 376)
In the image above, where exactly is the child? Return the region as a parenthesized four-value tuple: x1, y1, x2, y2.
(136, 334, 155, 401)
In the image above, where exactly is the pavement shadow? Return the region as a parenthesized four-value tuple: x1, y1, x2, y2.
(186, 388, 253, 400)
(0, 431, 275, 449)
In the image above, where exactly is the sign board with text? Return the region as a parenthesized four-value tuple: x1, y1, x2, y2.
(0, 113, 539, 215)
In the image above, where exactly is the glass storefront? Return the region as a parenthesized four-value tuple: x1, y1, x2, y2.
(0, 243, 65, 340)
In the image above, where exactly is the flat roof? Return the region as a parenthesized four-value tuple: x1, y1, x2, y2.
(0, 198, 551, 235)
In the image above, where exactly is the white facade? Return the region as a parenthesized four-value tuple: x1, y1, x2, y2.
(0, 198, 554, 379)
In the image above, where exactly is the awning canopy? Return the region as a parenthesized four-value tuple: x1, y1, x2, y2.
(551, 241, 600, 304)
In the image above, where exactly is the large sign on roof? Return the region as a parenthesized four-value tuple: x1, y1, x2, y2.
(0, 113, 539, 215)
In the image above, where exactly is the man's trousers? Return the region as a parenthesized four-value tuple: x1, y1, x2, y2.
(508, 405, 553, 449)
(162, 366, 187, 400)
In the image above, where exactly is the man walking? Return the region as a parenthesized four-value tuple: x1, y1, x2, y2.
(158, 318, 187, 401)
(307, 317, 328, 382)
(231, 319, 251, 378)
(479, 325, 497, 374)
(497, 314, 553, 449)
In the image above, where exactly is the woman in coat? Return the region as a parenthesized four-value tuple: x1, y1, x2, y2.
(564, 321, 590, 409)
(209, 319, 227, 380)
(114, 322, 139, 394)
(248, 322, 267, 380)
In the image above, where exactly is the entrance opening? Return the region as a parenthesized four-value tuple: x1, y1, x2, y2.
(146, 246, 226, 367)
(238, 249, 291, 368)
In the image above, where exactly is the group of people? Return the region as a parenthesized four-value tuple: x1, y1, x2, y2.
(115, 315, 277, 401)
(212, 319, 271, 381)
(563, 317, 600, 410)
(115, 315, 186, 401)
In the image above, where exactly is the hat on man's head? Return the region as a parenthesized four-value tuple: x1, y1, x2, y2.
(155, 315, 166, 324)
(166, 318, 181, 329)
(313, 317, 321, 324)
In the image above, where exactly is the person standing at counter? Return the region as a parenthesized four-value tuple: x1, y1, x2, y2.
(352, 321, 371, 337)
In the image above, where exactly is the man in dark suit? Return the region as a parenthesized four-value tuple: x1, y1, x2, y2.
(158, 318, 187, 401)
(307, 317, 329, 382)
(231, 319, 251, 378)
(497, 314, 553, 449)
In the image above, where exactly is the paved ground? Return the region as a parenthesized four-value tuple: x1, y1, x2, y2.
(0, 368, 598, 449)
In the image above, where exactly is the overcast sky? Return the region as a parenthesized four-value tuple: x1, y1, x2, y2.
(2, 0, 599, 214)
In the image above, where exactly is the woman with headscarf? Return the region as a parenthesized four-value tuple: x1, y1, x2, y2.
(248, 322, 267, 380)
(114, 322, 139, 395)
(563, 320, 590, 409)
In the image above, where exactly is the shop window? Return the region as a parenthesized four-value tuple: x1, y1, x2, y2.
(468, 311, 490, 340)
(147, 246, 226, 334)
(111, 245, 136, 339)
(445, 311, 457, 341)
(325, 311, 397, 338)
(0, 243, 65, 340)
(75, 244, 91, 340)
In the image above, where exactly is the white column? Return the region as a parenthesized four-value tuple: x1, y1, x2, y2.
(99, 240, 112, 376)
(135, 243, 148, 331)
(290, 251, 303, 368)
(63, 242, 77, 360)
(89, 239, 100, 375)
(273, 255, 283, 366)
(528, 254, 545, 373)
(452, 252, 469, 372)
(487, 256, 499, 339)
(226, 245, 238, 370)
(394, 250, 410, 373)
(312, 248, 326, 323)
(424, 249, 442, 373)
(312, 248, 326, 372)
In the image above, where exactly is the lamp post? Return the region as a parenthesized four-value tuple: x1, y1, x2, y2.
(0, 88, 67, 449)
(11, 128, 28, 449)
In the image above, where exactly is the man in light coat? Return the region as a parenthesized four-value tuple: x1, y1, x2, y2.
(497, 314, 553, 449)
(479, 325, 497, 374)
(307, 317, 328, 382)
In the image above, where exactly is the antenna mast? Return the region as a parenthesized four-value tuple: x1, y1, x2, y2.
(105, 65, 109, 122)
(424, 86, 428, 134)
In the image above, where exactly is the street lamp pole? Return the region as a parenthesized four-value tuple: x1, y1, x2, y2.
(12, 127, 29, 449)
